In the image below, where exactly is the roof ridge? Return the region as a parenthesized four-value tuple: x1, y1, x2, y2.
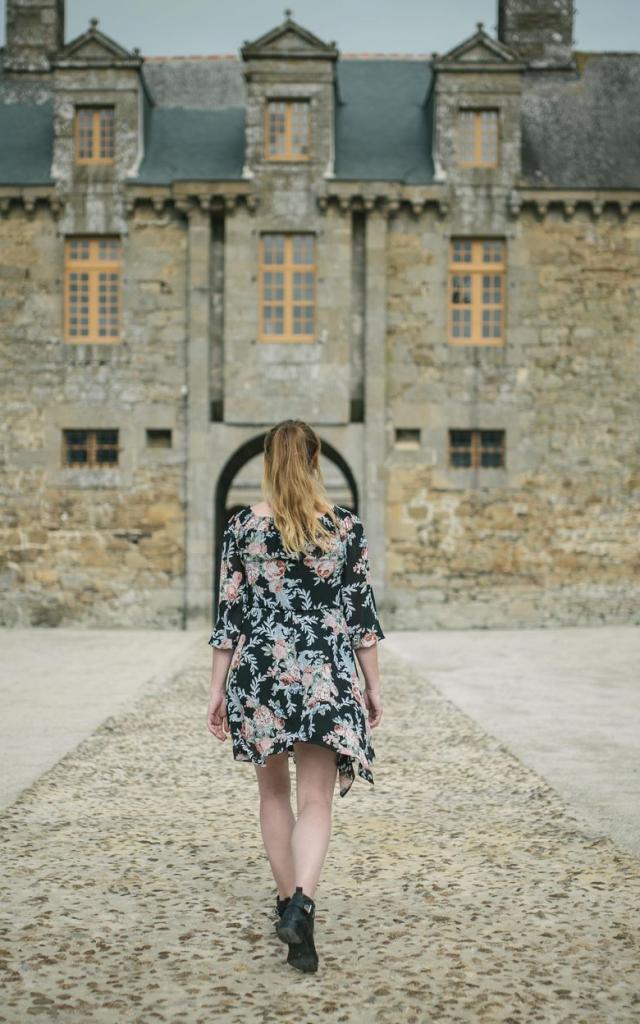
(143, 51, 434, 63)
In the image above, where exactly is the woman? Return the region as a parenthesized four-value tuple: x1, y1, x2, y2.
(206, 419, 385, 973)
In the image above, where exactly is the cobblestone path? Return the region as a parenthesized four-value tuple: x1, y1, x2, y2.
(1, 645, 639, 1023)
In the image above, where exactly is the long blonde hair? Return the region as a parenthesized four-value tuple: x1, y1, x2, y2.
(261, 420, 341, 555)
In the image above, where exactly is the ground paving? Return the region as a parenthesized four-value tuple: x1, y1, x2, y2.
(1, 639, 639, 1022)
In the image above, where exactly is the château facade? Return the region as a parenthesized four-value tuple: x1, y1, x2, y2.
(1, 0, 638, 631)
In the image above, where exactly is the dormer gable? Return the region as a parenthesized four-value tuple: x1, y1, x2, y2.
(241, 13, 338, 179)
(54, 17, 143, 69)
(432, 21, 526, 185)
(50, 17, 148, 188)
(433, 21, 525, 72)
(240, 12, 338, 62)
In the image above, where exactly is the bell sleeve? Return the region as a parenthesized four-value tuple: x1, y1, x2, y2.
(340, 513, 386, 650)
(208, 515, 247, 650)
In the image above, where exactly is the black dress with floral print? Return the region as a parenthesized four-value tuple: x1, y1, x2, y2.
(209, 504, 385, 797)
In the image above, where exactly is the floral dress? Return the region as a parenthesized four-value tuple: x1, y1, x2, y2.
(209, 504, 385, 797)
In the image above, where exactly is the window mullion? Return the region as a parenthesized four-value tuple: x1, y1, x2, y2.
(285, 105, 291, 159)
(284, 236, 292, 340)
(93, 109, 100, 160)
(89, 240, 98, 343)
(472, 267, 479, 343)
(259, 236, 264, 336)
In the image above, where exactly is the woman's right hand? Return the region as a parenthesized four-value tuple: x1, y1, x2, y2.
(364, 686, 383, 728)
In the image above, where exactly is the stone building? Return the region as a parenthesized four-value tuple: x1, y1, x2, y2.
(1, 0, 638, 632)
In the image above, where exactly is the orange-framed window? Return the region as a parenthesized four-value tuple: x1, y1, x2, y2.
(265, 99, 310, 160)
(74, 106, 115, 164)
(448, 429, 506, 468)
(259, 233, 315, 342)
(62, 429, 120, 468)
(448, 238, 505, 345)
(458, 109, 499, 167)
(64, 237, 121, 344)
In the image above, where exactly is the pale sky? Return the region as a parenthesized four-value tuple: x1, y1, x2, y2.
(0, 0, 639, 57)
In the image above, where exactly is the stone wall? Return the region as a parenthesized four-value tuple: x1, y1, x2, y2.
(1, 194, 638, 629)
(0, 205, 188, 627)
(385, 204, 640, 627)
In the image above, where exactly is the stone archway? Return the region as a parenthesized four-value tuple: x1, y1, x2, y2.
(212, 433, 358, 620)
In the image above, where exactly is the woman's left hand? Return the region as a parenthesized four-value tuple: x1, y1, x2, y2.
(207, 688, 229, 741)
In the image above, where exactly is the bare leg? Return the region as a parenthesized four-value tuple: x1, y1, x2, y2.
(290, 741, 338, 898)
(254, 751, 296, 899)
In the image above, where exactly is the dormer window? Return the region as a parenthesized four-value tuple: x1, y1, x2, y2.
(265, 99, 310, 161)
(75, 106, 115, 165)
(458, 109, 499, 167)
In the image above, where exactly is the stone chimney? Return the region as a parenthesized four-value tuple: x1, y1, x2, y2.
(4, 0, 65, 71)
(497, 0, 574, 67)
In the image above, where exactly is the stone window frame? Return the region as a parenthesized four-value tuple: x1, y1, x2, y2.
(45, 410, 141, 489)
(264, 97, 311, 162)
(457, 107, 499, 168)
(448, 428, 506, 469)
(448, 237, 506, 346)
(63, 235, 122, 345)
(257, 231, 316, 343)
(427, 403, 529, 492)
(61, 428, 120, 469)
(74, 105, 116, 166)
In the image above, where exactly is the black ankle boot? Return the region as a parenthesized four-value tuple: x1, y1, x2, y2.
(276, 897, 292, 929)
(276, 885, 318, 973)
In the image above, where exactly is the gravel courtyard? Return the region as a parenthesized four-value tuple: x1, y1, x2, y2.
(1, 639, 639, 1023)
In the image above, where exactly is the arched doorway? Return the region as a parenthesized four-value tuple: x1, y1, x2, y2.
(212, 433, 358, 618)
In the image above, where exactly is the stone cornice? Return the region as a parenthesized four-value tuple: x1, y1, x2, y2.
(0, 186, 63, 218)
(317, 183, 451, 218)
(509, 188, 640, 220)
(124, 182, 257, 217)
(0, 182, 258, 218)
(1, 182, 638, 221)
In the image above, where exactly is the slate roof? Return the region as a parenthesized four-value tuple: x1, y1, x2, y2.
(138, 106, 246, 183)
(0, 75, 55, 185)
(520, 54, 640, 188)
(136, 56, 435, 185)
(334, 60, 434, 183)
(1, 50, 639, 188)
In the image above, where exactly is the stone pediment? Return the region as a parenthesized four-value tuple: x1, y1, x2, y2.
(433, 21, 523, 69)
(56, 18, 143, 67)
(241, 14, 338, 61)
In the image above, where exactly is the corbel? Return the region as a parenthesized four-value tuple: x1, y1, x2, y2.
(174, 198, 192, 219)
(507, 192, 522, 219)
